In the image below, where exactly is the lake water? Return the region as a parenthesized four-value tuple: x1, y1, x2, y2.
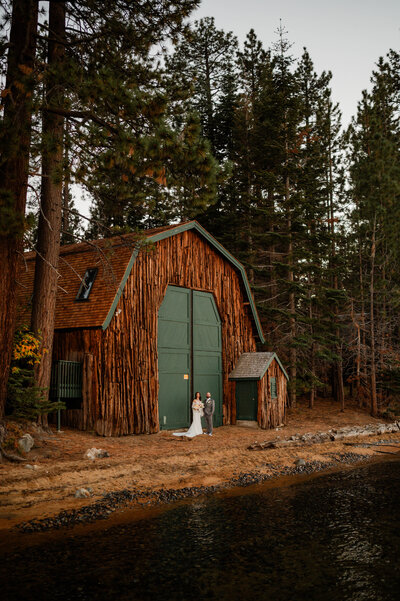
(2, 459, 400, 601)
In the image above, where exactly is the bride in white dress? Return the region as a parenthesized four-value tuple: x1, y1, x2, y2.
(173, 392, 204, 438)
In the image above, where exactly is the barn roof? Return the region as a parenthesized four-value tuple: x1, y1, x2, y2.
(229, 352, 289, 380)
(16, 221, 264, 341)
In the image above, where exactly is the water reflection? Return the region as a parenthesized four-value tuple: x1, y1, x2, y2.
(321, 475, 394, 601)
(1, 460, 400, 601)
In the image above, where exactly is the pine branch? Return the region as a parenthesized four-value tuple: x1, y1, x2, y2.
(43, 106, 118, 134)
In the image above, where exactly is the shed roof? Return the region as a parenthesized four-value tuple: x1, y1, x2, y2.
(16, 220, 264, 341)
(229, 352, 289, 381)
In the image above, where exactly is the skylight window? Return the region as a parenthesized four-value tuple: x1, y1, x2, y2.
(76, 268, 98, 301)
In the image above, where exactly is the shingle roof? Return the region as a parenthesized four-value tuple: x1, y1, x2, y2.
(17, 234, 140, 330)
(229, 352, 289, 380)
(16, 220, 264, 340)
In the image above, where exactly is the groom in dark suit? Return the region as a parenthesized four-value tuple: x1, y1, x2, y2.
(204, 392, 215, 436)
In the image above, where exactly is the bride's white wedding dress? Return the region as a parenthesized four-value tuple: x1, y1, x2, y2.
(173, 402, 204, 438)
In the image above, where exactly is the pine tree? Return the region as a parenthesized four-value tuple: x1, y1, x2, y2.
(345, 55, 400, 416)
(202, 29, 271, 264)
(294, 51, 345, 408)
(30, 0, 65, 426)
(27, 0, 215, 417)
(262, 24, 302, 407)
(293, 50, 330, 407)
(0, 0, 39, 417)
(165, 16, 238, 159)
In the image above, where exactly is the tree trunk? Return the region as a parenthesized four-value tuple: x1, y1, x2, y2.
(0, 0, 38, 416)
(370, 216, 378, 417)
(358, 229, 367, 407)
(351, 297, 362, 402)
(326, 101, 344, 410)
(31, 0, 65, 426)
(286, 174, 296, 408)
(309, 350, 315, 409)
(204, 43, 214, 155)
(308, 278, 315, 409)
(379, 261, 386, 405)
(335, 332, 345, 411)
(61, 119, 70, 243)
(267, 189, 277, 308)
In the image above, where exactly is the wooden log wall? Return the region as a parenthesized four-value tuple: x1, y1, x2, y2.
(52, 229, 258, 436)
(257, 359, 287, 429)
(52, 332, 101, 430)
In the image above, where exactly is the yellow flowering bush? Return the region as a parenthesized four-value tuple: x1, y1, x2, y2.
(11, 326, 42, 373)
(6, 326, 45, 419)
(7, 326, 64, 420)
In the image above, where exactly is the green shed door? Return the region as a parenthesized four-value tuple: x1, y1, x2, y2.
(236, 380, 258, 421)
(193, 291, 223, 427)
(158, 286, 191, 430)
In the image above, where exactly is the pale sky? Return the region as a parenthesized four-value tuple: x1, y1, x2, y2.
(193, 0, 400, 126)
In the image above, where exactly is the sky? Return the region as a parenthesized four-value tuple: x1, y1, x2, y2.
(192, 0, 400, 126)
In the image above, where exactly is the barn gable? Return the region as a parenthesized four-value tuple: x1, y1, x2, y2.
(102, 221, 264, 342)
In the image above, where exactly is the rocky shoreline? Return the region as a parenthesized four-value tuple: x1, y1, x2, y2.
(2, 405, 399, 536)
(16, 450, 374, 534)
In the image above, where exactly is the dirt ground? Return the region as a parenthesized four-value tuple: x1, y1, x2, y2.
(1, 397, 399, 532)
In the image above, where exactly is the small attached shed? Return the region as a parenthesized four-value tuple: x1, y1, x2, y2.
(229, 352, 288, 429)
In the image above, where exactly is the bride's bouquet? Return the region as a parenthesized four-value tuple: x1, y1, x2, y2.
(192, 399, 204, 416)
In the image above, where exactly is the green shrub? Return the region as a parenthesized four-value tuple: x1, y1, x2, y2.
(6, 326, 65, 420)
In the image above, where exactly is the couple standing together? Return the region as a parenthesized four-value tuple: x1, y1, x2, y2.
(173, 392, 215, 438)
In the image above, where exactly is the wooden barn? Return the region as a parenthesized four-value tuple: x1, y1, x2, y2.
(16, 220, 287, 436)
(229, 352, 288, 429)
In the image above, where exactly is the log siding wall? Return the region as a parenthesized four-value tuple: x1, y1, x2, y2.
(257, 359, 287, 429)
(53, 230, 257, 435)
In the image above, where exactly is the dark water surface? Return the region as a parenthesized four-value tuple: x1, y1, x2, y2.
(2, 459, 400, 601)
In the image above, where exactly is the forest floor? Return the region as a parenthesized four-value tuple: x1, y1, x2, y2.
(1, 397, 400, 536)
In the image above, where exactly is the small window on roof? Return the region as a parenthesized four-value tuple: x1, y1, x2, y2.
(75, 268, 98, 301)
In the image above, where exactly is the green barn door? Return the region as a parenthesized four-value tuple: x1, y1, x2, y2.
(158, 286, 191, 430)
(193, 291, 223, 427)
(236, 381, 258, 421)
